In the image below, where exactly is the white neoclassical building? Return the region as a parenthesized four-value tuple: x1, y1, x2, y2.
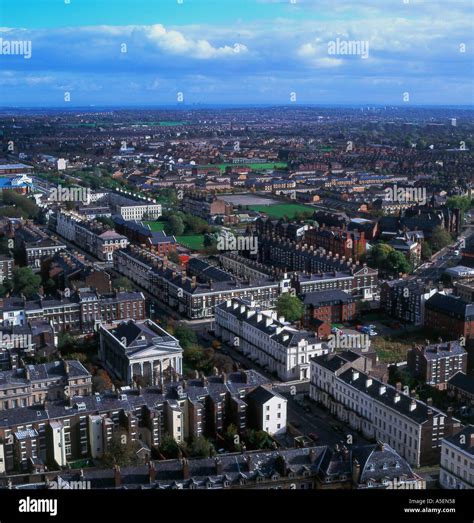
(215, 298, 329, 381)
(440, 426, 474, 489)
(98, 319, 183, 386)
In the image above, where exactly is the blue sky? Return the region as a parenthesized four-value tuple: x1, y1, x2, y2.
(0, 0, 473, 107)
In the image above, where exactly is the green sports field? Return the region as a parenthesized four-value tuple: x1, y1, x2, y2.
(144, 221, 166, 232)
(176, 235, 205, 250)
(249, 203, 314, 219)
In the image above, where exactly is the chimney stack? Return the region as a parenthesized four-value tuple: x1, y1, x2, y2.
(148, 462, 157, 483)
(182, 458, 190, 480)
(114, 465, 121, 488)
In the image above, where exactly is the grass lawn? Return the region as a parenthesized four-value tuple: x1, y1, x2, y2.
(68, 458, 94, 469)
(176, 235, 205, 250)
(249, 203, 314, 219)
(144, 221, 166, 232)
(372, 327, 435, 363)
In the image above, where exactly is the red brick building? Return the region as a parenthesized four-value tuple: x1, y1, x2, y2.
(303, 289, 357, 329)
(304, 226, 367, 262)
(424, 293, 474, 342)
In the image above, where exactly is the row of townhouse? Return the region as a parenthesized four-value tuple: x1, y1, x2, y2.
(255, 235, 378, 300)
(0, 359, 92, 411)
(114, 246, 289, 319)
(55, 211, 129, 261)
(0, 290, 146, 334)
(309, 351, 463, 467)
(0, 370, 285, 474)
(14, 223, 66, 272)
(215, 298, 330, 381)
(10, 441, 423, 490)
(105, 190, 162, 221)
(440, 425, 474, 489)
(218, 251, 361, 300)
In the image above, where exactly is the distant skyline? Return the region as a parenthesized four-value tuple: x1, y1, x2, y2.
(0, 0, 473, 107)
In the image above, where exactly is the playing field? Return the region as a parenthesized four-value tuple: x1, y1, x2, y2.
(176, 235, 205, 250)
(144, 221, 166, 232)
(249, 203, 314, 219)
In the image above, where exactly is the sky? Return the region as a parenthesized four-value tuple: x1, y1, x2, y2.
(0, 0, 473, 107)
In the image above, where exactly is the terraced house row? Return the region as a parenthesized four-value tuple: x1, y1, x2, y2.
(114, 246, 288, 319)
(309, 351, 463, 467)
(0, 290, 146, 334)
(215, 298, 330, 381)
(0, 370, 285, 474)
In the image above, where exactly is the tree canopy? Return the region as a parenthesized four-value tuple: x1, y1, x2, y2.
(276, 293, 304, 323)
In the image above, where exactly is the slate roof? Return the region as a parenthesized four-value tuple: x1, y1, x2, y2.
(338, 367, 446, 424)
(448, 372, 474, 395)
(106, 320, 182, 355)
(303, 289, 354, 306)
(443, 425, 474, 456)
(421, 341, 466, 360)
(354, 443, 416, 483)
(425, 293, 474, 319)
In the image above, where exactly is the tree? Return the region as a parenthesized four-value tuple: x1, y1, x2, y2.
(102, 430, 141, 468)
(0, 279, 13, 297)
(276, 293, 304, 323)
(12, 267, 41, 298)
(43, 278, 57, 295)
(2, 191, 39, 219)
(165, 215, 185, 236)
(113, 276, 133, 292)
(189, 436, 214, 458)
(386, 250, 411, 275)
(446, 195, 472, 216)
(421, 242, 432, 261)
(224, 423, 242, 452)
(58, 332, 75, 353)
(158, 433, 182, 459)
(92, 369, 113, 392)
(429, 226, 452, 253)
(96, 216, 115, 230)
(245, 429, 273, 450)
(174, 323, 198, 350)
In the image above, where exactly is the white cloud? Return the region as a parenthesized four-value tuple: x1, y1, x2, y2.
(146, 24, 247, 59)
